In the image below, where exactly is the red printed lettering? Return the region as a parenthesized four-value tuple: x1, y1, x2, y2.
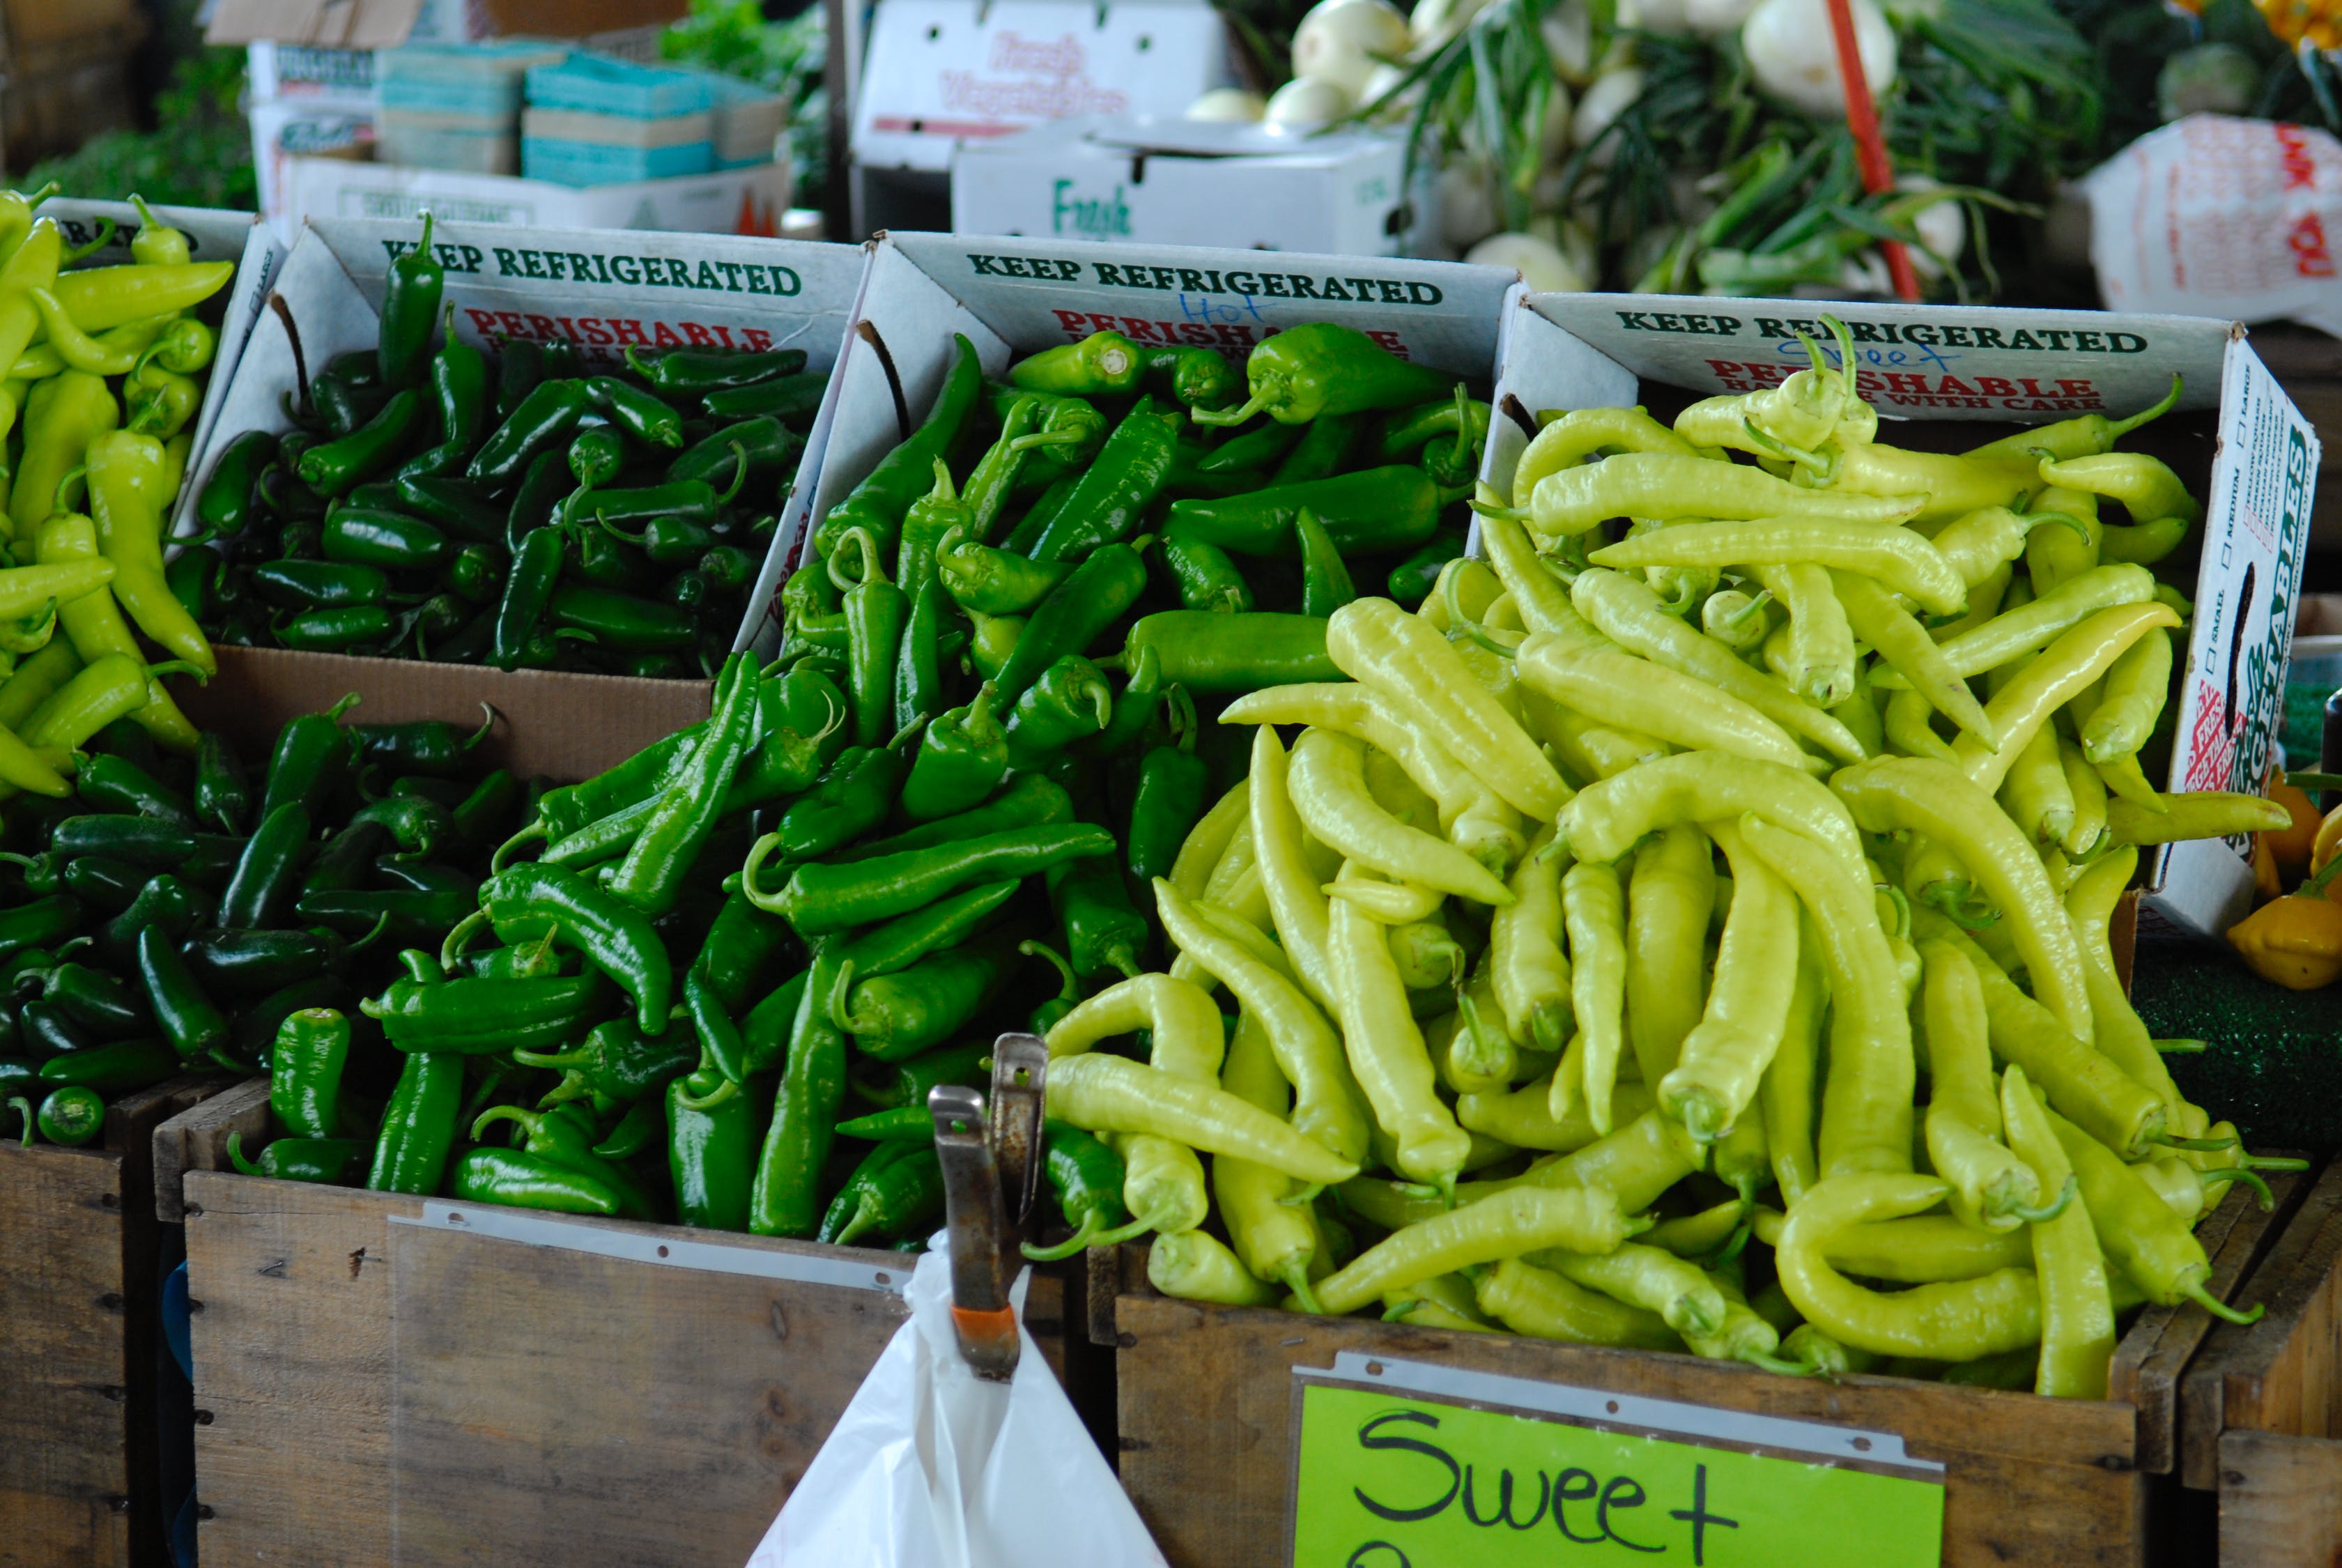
(2291, 211, 2336, 277)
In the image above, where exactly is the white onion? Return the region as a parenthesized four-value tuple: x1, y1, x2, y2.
(1293, 0, 1411, 98)
(1357, 62, 1415, 123)
(1617, 0, 1695, 34)
(1900, 176, 1965, 279)
(1264, 76, 1355, 127)
(1466, 231, 1588, 293)
(1438, 161, 1502, 249)
(1741, 0, 1895, 121)
(1541, 0, 1595, 85)
(1537, 79, 1576, 162)
(1185, 88, 1268, 122)
(1571, 67, 1644, 166)
(1410, 0, 1490, 50)
(1684, 0, 1758, 35)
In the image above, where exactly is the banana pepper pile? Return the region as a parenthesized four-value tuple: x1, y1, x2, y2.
(1040, 330, 2296, 1396)
(0, 191, 234, 794)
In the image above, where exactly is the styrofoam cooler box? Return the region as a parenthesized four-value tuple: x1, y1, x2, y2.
(1479, 291, 2322, 941)
(707, 72, 787, 169)
(523, 53, 722, 184)
(952, 116, 1412, 255)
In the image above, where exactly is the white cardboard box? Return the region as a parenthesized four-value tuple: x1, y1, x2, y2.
(753, 231, 1517, 658)
(1479, 290, 2322, 942)
(849, 0, 1231, 177)
(950, 116, 1412, 256)
(280, 156, 794, 241)
(190, 218, 868, 651)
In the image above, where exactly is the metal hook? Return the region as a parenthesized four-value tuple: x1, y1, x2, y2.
(930, 1040, 1050, 1383)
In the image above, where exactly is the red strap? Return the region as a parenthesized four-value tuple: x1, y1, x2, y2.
(1826, 0, 1922, 303)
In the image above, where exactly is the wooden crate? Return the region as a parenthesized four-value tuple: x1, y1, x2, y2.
(2175, 1157, 2342, 1564)
(0, 1073, 233, 1568)
(1111, 1165, 2298, 1568)
(162, 1081, 1095, 1567)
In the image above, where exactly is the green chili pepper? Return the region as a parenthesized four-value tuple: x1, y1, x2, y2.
(482, 861, 672, 1032)
(1129, 689, 1209, 882)
(378, 212, 443, 390)
(491, 524, 565, 672)
(63, 856, 146, 913)
(895, 578, 946, 733)
(270, 1007, 350, 1139)
(587, 376, 684, 448)
(1158, 524, 1254, 614)
(451, 1145, 624, 1215)
(1145, 345, 1240, 410)
(547, 583, 693, 652)
(77, 751, 195, 825)
(749, 949, 849, 1236)
(229, 1131, 367, 1183)
(1024, 1121, 1130, 1258)
(258, 693, 358, 821)
(752, 822, 1116, 935)
(936, 525, 1067, 615)
(603, 513, 721, 567)
(669, 1070, 758, 1230)
(183, 928, 349, 999)
(833, 936, 1020, 1061)
(41, 1038, 180, 1098)
(296, 390, 424, 498)
(700, 545, 755, 594)
(33, 1084, 106, 1145)
(250, 559, 395, 610)
(167, 548, 222, 622)
(219, 802, 311, 929)
(702, 370, 828, 423)
(624, 343, 807, 396)
(766, 735, 915, 861)
(829, 1146, 946, 1247)
(829, 525, 909, 747)
(468, 378, 590, 488)
(1193, 323, 1456, 427)
(99, 877, 205, 956)
(20, 999, 99, 1058)
(566, 424, 624, 490)
(1047, 849, 1148, 978)
(1295, 505, 1357, 618)
(1166, 466, 1447, 558)
(368, 1051, 463, 1193)
(321, 507, 449, 569)
(814, 335, 983, 558)
(393, 475, 505, 543)
(515, 1015, 696, 1107)
(275, 605, 393, 650)
(136, 925, 228, 1063)
(35, 962, 146, 1037)
(993, 537, 1150, 702)
(899, 682, 1008, 822)
(852, 1038, 992, 1109)
(1272, 411, 1364, 486)
(1010, 330, 1143, 397)
(1026, 399, 1182, 563)
(1389, 531, 1468, 606)
(1116, 610, 1337, 694)
(668, 416, 797, 490)
(840, 775, 1073, 866)
(294, 886, 470, 944)
(363, 969, 610, 1054)
(196, 429, 274, 541)
(603, 652, 757, 916)
(595, 1097, 663, 1161)
(1004, 655, 1113, 770)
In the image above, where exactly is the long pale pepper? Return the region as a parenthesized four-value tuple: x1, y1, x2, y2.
(1817, 440, 2040, 524)
(1558, 859, 1628, 1135)
(1592, 516, 1969, 618)
(1509, 452, 1923, 536)
(1474, 1257, 1679, 1349)
(1560, 751, 1866, 885)
(1287, 728, 1512, 903)
(1753, 1206, 2033, 1284)
(1932, 506, 2086, 587)
(1045, 971, 1224, 1236)
(1474, 508, 1592, 636)
(1775, 1174, 2043, 1358)
(1760, 924, 1828, 1206)
(1751, 562, 1856, 708)
(1920, 940, 2041, 1229)
(1522, 691, 1669, 783)
(1460, 1075, 1652, 1153)
(1511, 405, 1703, 505)
(1624, 824, 1710, 1087)
(1148, 1231, 1277, 1307)
(1490, 822, 1570, 1053)
(1539, 1243, 1727, 1339)
(2080, 624, 2175, 763)
(1045, 1053, 1357, 1185)
(1878, 562, 2155, 688)
(1326, 885, 1470, 1183)
(2109, 791, 2289, 845)
(1213, 1012, 1325, 1308)
(2069, 912, 2184, 1114)
(2002, 1066, 2113, 1398)
(1155, 877, 1367, 1164)
(1738, 815, 1913, 1178)
(1516, 633, 1815, 773)
(1570, 567, 1865, 762)
(1951, 604, 2180, 793)
(1658, 820, 1798, 1143)
(1327, 597, 1570, 821)
(1834, 571, 1998, 746)
(2037, 451, 2201, 525)
(1246, 726, 1336, 1011)
(1835, 756, 2095, 1043)
(1966, 376, 2180, 463)
(2065, 847, 2136, 976)
(1309, 1183, 1638, 1316)
(1168, 778, 1249, 902)
(1518, 1106, 1706, 1213)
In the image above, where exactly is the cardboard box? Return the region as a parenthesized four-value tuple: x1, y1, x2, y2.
(1480, 291, 2322, 941)
(207, 0, 683, 48)
(187, 216, 866, 659)
(950, 116, 1413, 256)
(281, 154, 792, 239)
(759, 231, 1518, 657)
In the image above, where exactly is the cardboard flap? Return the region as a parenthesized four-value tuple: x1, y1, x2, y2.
(206, 0, 426, 48)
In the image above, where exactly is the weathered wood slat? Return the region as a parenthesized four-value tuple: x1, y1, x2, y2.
(153, 1075, 268, 1223)
(2216, 1428, 2342, 1568)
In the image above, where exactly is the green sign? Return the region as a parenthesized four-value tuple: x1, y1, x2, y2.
(1291, 1378, 1944, 1567)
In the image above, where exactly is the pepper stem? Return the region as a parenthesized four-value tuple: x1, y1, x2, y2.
(463, 702, 496, 752)
(61, 217, 116, 261)
(347, 911, 394, 955)
(1022, 1211, 1108, 1262)
(511, 1045, 591, 1070)
(2299, 850, 2342, 901)
(1189, 391, 1267, 427)
(739, 831, 792, 913)
(437, 908, 491, 973)
(2154, 1038, 2207, 1054)
(2152, 1132, 2241, 1153)
(1741, 1349, 1820, 1377)
(1723, 587, 1774, 628)
(1278, 1184, 1325, 1208)
(1283, 1264, 1324, 1316)
(1465, 498, 1533, 524)
(2184, 1279, 2265, 1326)
(470, 1103, 539, 1145)
(2108, 374, 2184, 443)
(1018, 939, 1077, 1009)
(712, 445, 750, 505)
(8, 1095, 30, 1147)
(2203, 1167, 2276, 1212)
(2026, 510, 2094, 547)
(1087, 1214, 1160, 1248)
(492, 820, 547, 873)
(826, 958, 864, 1033)
(226, 1131, 265, 1176)
(2001, 1174, 2078, 1225)
(2244, 1152, 2313, 1172)
(673, 1073, 739, 1113)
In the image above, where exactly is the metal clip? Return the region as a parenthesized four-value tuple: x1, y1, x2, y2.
(930, 1083, 1019, 1381)
(988, 1034, 1047, 1230)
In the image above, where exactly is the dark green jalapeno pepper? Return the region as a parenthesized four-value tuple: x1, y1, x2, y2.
(668, 1070, 758, 1230)
(229, 1132, 369, 1183)
(1388, 530, 1467, 606)
(702, 369, 828, 423)
(468, 378, 590, 488)
(379, 211, 444, 390)
(605, 514, 721, 567)
(35, 962, 147, 1038)
(52, 817, 204, 867)
(259, 693, 358, 821)
(193, 732, 252, 835)
(666, 571, 711, 613)
(495, 338, 546, 419)
(297, 390, 424, 498)
(991, 535, 1150, 703)
(270, 1007, 350, 1139)
(700, 544, 755, 594)
(815, 335, 983, 559)
(587, 375, 684, 449)
(667, 416, 797, 490)
(20, 1000, 98, 1059)
(321, 507, 449, 569)
(899, 683, 1008, 823)
(62, 856, 147, 914)
(595, 1097, 663, 1161)
(197, 429, 275, 541)
(1003, 655, 1112, 771)
(351, 708, 492, 776)
(100, 877, 206, 955)
(77, 752, 196, 825)
(1164, 466, 1447, 558)
(562, 523, 659, 594)
(446, 543, 502, 603)
(516, 1015, 697, 1107)
(493, 523, 566, 671)
(167, 548, 222, 622)
(219, 802, 311, 929)
(307, 372, 382, 439)
(369, 1050, 463, 1193)
(33, 1084, 108, 1143)
(624, 343, 808, 396)
(229, 975, 353, 1060)
(1157, 524, 1253, 614)
(273, 605, 391, 651)
(295, 887, 470, 944)
(250, 558, 396, 610)
(1025, 399, 1182, 564)
(183, 928, 349, 999)
(393, 474, 506, 544)
(1295, 505, 1357, 618)
(505, 447, 571, 553)
(567, 424, 625, 489)
(137, 925, 229, 1063)
(547, 583, 695, 652)
(567, 475, 738, 531)
(1024, 1121, 1130, 1257)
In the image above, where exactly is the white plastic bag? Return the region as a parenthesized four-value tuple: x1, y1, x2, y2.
(746, 1240, 1166, 1568)
(2086, 113, 2342, 336)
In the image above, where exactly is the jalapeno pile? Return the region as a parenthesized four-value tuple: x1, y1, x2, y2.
(1013, 323, 2302, 1401)
(179, 213, 821, 674)
(0, 697, 519, 1160)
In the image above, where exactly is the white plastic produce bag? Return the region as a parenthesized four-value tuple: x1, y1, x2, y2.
(2087, 113, 2342, 337)
(746, 1240, 1166, 1568)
